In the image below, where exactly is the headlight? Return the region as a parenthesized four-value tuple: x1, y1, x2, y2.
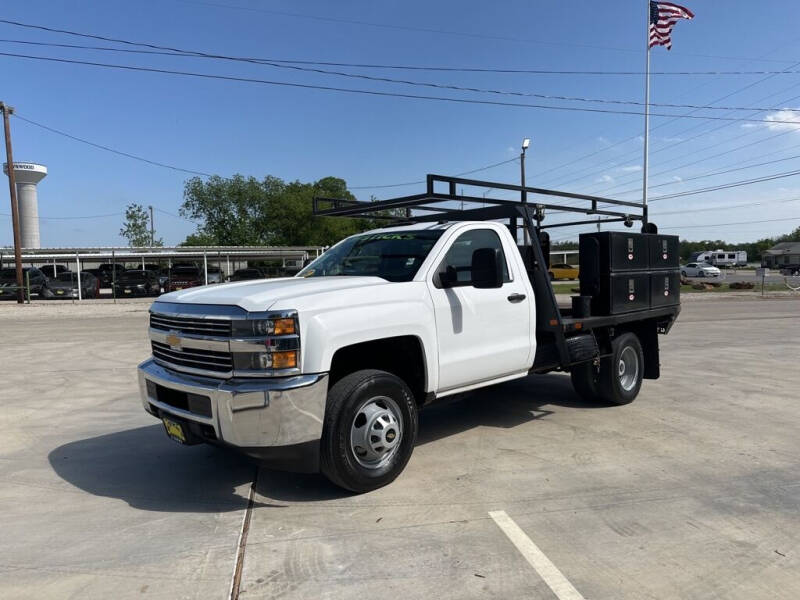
(233, 317, 296, 337)
(233, 350, 298, 371)
(231, 313, 300, 374)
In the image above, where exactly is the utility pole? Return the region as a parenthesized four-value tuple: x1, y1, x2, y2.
(148, 205, 154, 247)
(520, 138, 531, 246)
(1, 102, 23, 304)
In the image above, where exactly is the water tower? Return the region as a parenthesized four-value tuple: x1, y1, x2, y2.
(3, 162, 47, 248)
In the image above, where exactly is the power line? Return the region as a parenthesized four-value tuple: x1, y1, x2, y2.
(607, 147, 800, 197)
(14, 110, 518, 191)
(649, 168, 800, 202)
(2, 33, 799, 113)
(6, 51, 800, 126)
(594, 124, 799, 198)
(7, 38, 800, 77)
(539, 55, 800, 190)
(653, 196, 800, 217)
(661, 216, 800, 229)
(169, 1, 800, 65)
(580, 83, 800, 196)
(13, 114, 214, 177)
(0, 211, 123, 220)
(350, 157, 518, 190)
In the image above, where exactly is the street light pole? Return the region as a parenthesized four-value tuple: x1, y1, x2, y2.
(520, 138, 531, 246)
(1, 101, 23, 304)
(148, 205, 154, 247)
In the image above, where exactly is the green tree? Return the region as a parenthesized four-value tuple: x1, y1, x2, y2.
(180, 232, 218, 247)
(120, 203, 163, 247)
(179, 174, 378, 247)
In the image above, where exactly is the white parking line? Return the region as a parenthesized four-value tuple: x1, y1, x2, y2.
(489, 510, 585, 600)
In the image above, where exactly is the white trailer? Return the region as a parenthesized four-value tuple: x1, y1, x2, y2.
(691, 249, 747, 267)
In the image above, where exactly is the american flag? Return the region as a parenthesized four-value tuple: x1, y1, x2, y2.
(649, 1, 694, 50)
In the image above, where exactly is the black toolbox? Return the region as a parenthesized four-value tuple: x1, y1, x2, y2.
(586, 272, 651, 315)
(579, 231, 649, 273)
(650, 270, 681, 307)
(647, 235, 680, 270)
(579, 231, 680, 315)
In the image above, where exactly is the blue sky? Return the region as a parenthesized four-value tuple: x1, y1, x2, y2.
(1, 0, 799, 247)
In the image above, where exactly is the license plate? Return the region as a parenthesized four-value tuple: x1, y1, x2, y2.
(124, 289, 132, 294)
(56, 290, 64, 295)
(162, 417, 187, 444)
(175, 287, 183, 291)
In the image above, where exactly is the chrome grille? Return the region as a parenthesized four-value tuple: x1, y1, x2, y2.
(151, 341, 232, 373)
(150, 313, 231, 337)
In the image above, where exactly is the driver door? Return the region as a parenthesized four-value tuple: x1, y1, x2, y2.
(428, 227, 531, 391)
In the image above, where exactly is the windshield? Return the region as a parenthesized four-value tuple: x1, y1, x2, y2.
(297, 230, 444, 282)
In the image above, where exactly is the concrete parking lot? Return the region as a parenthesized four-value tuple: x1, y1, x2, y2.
(1, 295, 798, 599)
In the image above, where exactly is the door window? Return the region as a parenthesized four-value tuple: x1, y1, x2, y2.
(438, 229, 510, 286)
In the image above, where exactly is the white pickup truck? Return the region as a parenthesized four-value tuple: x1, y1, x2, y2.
(138, 176, 680, 492)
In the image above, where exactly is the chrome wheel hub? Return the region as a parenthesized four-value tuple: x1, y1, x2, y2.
(350, 396, 403, 469)
(618, 346, 639, 392)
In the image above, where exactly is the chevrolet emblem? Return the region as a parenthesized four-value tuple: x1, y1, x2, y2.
(166, 332, 181, 350)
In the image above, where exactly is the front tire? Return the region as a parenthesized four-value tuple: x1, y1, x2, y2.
(320, 369, 417, 493)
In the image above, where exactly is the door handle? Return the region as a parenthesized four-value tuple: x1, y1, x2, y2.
(507, 293, 526, 303)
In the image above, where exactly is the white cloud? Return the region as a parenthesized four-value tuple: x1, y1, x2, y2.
(765, 109, 800, 132)
(619, 165, 642, 173)
(506, 146, 516, 154)
(672, 176, 683, 183)
(595, 174, 614, 184)
(596, 136, 610, 145)
(741, 123, 759, 129)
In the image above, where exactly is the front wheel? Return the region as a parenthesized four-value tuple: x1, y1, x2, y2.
(320, 369, 418, 493)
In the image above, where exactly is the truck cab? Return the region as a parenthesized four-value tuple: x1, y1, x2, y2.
(137, 174, 680, 492)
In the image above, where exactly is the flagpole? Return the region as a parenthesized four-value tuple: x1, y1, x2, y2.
(642, 0, 651, 228)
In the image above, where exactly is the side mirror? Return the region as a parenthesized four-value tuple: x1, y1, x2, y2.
(471, 248, 503, 289)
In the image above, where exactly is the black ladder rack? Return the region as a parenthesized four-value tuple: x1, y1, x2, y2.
(313, 173, 647, 233)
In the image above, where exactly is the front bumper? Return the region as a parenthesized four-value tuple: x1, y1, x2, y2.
(116, 286, 149, 296)
(137, 359, 328, 472)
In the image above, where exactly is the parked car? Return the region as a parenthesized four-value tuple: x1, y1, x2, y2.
(97, 263, 127, 287)
(207, 266, 223, 284)
(115, 269, 161, 296)
(230, 268, 266, 281)
(83, 269, 104, 294)
(0, 267, 50, 298)
(44, 271, 98, 299)
(141, 264, 169, 290)
(548, 263, 579, 281)
(166, 266, 204, 292)
(681, 262, 721, 278)
(39, 264, 71, 279)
